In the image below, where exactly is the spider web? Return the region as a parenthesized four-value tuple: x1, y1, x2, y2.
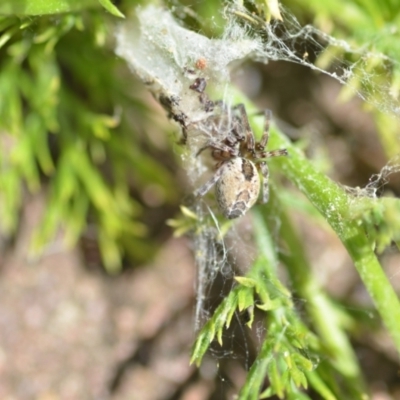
(115, 2, 400, 393)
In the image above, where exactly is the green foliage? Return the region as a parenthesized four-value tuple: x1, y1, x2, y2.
(350, 196, 400, 253)
(284, 0, 400, 159)
(0, 0, 124, 17)
(191, 216, 323, 399)
(2, 0, 400, 398)
(0, 3, 177, 272)
(189, 194, 372, 398)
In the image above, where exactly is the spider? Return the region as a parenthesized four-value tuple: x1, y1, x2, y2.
(192, 86, 288, 219)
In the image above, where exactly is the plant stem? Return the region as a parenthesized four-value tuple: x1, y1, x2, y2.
(265, 124, 400, 358)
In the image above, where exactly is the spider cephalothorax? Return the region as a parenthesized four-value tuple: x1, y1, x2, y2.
(192, 81, 288, 219)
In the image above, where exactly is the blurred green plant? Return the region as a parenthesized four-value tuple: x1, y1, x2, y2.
(0, 0, 124, 17)
(283, 0, 400, 160)
(0, 1, 178, 272)
(2, 0, 400, 398)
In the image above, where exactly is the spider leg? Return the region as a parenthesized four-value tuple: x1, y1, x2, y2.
(193, 163, 227, 197)
(258, 149, 288, 159)
(214, 101, 243, 142)
(211, 149, 235, 162)
(196, 142, 238, 157)
(259, 161, 270, 204)
(213, 99, 227, 110)
(257, 109, 272, 151)
(229, 114, 246, 143)
(232, 103, 255, 152)
(206, 99, 228, 117)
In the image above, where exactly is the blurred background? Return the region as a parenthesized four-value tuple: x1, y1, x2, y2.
(0, 0, 400, 399)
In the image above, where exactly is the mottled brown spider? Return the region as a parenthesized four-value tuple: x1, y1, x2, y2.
(192, 84, 288, 219)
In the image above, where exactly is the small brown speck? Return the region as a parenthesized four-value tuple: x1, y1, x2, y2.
(195, 58, 207, 70)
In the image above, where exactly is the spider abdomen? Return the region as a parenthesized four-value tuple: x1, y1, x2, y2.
(215, 158, 260, 219)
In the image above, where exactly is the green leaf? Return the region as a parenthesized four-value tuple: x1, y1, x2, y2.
(306, 370, 338, 400)
(0, 170, 22, 233)
(256, 298, 281, 311)
(97, 0, 125, 18)
(26, 113, 55, 175)
(268, 359, 284, 399)
(190, 328, 215, 366)
(70, 149, 113, 210)
(98, 229, 121, 273)
(11, 134, 40, 192)
(289, 365, 308, 389)
(235, 276, 257, 288)
(225, 291, 239, 328)
(292, 353, 314, 372)
(64, 195, 89, 245)
(0, 0, 99, 15)
(237, 286, 254, 312)
(0, 24, 20, 48)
